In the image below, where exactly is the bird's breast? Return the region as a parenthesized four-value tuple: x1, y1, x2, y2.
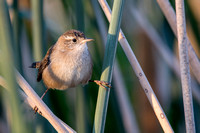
(42, 45, 92, 90)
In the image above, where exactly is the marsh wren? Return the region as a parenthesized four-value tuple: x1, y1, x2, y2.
(30, 30, 111, 112)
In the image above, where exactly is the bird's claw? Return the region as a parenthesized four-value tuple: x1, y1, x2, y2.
(90, 80, 111, 90)
(33, 106, 42, 115)
(33, 106, 38, 114)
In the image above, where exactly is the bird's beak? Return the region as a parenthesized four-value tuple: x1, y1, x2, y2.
(81, 38, 94, 44)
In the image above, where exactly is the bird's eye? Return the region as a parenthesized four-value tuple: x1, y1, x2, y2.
(72, 38, 77, 42)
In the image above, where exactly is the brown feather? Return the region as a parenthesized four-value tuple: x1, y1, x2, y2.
(37, 46, 54, 82)
(29, 62, 40, 68)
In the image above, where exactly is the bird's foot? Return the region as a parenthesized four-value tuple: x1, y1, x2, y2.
(33, 88, 49, 115)
(89, 80, 111, 90)
(33, 106, 42, 115)
(33, 106, 38, 114)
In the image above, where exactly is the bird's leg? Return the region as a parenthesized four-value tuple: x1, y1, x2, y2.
(89, 80, 111, 89)
(41, 88, 50, 100)
(33, 88, 49, 114)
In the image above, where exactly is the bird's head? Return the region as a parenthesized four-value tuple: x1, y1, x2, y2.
(57, 29, 93, 50)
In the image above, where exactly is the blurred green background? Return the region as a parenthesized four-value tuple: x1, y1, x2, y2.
(0, 0, 200, 132)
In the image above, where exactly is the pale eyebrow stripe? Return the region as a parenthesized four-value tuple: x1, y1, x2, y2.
(63, 35, 74, 40)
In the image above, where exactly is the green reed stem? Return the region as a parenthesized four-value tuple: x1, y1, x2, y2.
(12, 0, 22, 72)
(75, 0, 87, 132)
(92, 0, 124, 132)
(31, 0, 44, 61)
(0, 0, 27, 133)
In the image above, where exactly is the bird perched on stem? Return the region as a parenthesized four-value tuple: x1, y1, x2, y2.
(30, 29, 111, 113)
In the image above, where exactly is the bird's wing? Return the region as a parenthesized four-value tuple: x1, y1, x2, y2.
(37, 46, 54, 82)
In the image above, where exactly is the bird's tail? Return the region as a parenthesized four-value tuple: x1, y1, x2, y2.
(29, 62, 40, 69)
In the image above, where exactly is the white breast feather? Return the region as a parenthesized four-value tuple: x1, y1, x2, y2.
(47, 43, 92, 89)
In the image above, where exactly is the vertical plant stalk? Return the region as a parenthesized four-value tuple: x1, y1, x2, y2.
(75, 0, 87, 132)
(156, 0, 200, 85)
(175, 0, 196, 132)
(91, 0, 107, 45)
(98, 0, 173, 132)
(31, 0, 44, 61)
(129, 6, 200, 104)
(76, 0, 84, 31)
(113, 63, 140, 133)
(0, 1, 27, 133)
(91, 0, 140, 132)
(13, 0, 23, 72)
(76, 86, 86, 133)
(93, 0, 124, 132)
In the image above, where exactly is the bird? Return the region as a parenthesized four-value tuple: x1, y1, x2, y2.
(30, 29, 111, 113)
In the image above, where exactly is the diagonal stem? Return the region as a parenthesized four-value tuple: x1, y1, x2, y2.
(98, 0, 174, 132)
(156, 0, 200, 85)
(0, 75, 76, 133)
(16, 71, 69, 133)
